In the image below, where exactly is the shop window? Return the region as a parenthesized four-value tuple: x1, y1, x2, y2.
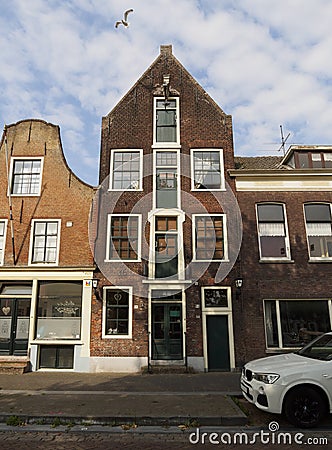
(36, 282, 82, 340)
(264, 299, 331, 349)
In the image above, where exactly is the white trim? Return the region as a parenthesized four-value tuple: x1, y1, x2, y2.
(201, 286, 235, 371)
(192, 213, 229, 262)
(153, 97, 180, 147)
(102, 286, 133, 339)
(105, 213, 142, 262)
(8, 156, 44, 197)
(256, 203, 292, 261)
(190, 149, 226, 191)
(108, 149, 143, 191)
(0, 219, 8, 265)
(28, 219, 61, 267)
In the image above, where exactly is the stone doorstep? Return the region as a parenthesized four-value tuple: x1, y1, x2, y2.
(0, 356, 29, 374)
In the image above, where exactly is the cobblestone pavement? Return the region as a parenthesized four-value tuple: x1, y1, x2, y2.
(1, 427, 332, 450)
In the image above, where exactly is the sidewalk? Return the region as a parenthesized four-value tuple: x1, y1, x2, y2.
(0, 371, 247, 427)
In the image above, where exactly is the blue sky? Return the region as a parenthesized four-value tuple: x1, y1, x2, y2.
(1, 0, 332, 185)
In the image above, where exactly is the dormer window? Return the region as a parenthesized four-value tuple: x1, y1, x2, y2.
(153, 98, 179, 146)
(287, 151, 332, 169)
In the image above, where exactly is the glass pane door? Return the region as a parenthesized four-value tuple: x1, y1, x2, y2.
(152, 303, 182, 360)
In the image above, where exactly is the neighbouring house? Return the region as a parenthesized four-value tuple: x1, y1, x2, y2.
(0, 119, 95, 372)
(229, 146, 332, 363)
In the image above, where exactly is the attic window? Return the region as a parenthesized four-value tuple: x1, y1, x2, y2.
(292, 151, 332, 169)
(154, 97, 179, 146)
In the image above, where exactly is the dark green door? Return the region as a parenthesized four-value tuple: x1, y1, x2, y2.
(0, 298, 30, 355)
(206, 315, 230, 371)
(152, 304, 182, 360)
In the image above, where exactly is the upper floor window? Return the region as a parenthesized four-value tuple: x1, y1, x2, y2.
(109, 150, 142, 190)
(256, 203, 291, 260)
(288, 151, 332, 169)
(11, 158, 42, 195)
(155, 150, 179, 209)
(106, 214, 141, 262)
(30, 220, 60, 265)
(193, 214, 227, 261)
(191, 149, 225, 190)
(0, 220, 7, 265)
(304, 203, 332, 260)
(154, 98, 179, 146)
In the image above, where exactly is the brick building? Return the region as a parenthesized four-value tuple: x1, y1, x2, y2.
(89, 45, 243, 372)
(0, 119, 95, 372)
(230, 147, 332, 364)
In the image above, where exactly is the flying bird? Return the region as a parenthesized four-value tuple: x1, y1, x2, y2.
(115, 9, 134, 28)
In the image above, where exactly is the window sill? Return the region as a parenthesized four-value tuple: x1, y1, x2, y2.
(102, 335, 132, 340)
(104, 259, 141, 263)
(31, 340, 82, 345)
(191, 188, 226, 192)
(152, 144, 181, 149)
(259, 259, 294, 264)
(308, 258, 332, 263)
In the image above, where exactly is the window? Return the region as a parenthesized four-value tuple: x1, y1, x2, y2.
(103, 288, 132, 338)
(203, 288, 228, 308)
(256, 204, 291, 260)
(106, 215, 141, 261)
(154, 98, 179, 145)
(292, 151, 332, 169)
(36, 282, 82, 340)
(110, 150, 142, 190)
(155, 151, 178, 208)
(30, 220, 60, 265)
(39, 345, 74, 369)
(155, 216, 178, 278)
(264, 299, 331, 349)
(11, 158, 42, 195)
(0, 220, 7, 265)
(193, 215, 226, 261)
(304, 203, 332, 259)
(191, 149, 224, 190)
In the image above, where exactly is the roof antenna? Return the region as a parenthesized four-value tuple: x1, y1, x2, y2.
(278, 125, 290, 155)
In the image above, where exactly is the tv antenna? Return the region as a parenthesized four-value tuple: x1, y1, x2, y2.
(278, 125, 290, 155)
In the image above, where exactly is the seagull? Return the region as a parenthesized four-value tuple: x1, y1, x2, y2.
(115, 9, 134, 28)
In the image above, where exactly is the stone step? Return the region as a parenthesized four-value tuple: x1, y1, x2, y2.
(142, 365, 195, 374)
(0, 357, 30, 374)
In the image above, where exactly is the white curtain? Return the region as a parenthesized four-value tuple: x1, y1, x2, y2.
(307, 223, 332, 236)
(259, 223, 285, 236)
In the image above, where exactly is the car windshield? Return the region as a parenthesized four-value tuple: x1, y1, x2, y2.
(297, 334, 332, 361)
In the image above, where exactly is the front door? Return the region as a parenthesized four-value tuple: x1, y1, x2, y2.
(206, 315, 230, 371)
(152, 303, 182, 360)
(0, 298, 30, 355)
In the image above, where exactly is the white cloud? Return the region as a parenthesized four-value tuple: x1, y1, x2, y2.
(0, 0, 332, 184)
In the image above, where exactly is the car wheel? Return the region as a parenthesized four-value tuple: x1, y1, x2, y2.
(284, 386, 327, 428)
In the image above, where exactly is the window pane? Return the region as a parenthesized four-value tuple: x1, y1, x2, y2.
(260, 236, 286, 257)
(105, 289, 129, 335)
(280, 301, 330, 347)
(257, 204, 284, 222)
(12, 159, 41, 195)
(305, 204, 331, 222)
(193, 151, 221, 189)
(204, 289, 228, 307)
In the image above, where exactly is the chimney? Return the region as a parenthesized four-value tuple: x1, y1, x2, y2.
(160, 45, 172, 56)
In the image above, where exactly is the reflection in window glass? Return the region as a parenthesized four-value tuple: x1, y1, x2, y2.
(305, 204, 332, 258)
(264, 300, 330, 348)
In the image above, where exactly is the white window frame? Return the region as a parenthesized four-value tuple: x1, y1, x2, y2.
(28, 219, 61, 266)
(256, 203, 291, 261)
(190, 149, 225, 191)
(192, 214, 229, 262)
(9, 157, 44, 197)
(109, 149, 143, 191)
(153, 149, 181, 210)
(105, 214, 142, 262)
(0, 219, 8, 265)
(153, 97, 180, 147)
(304, 203, 332, 261)
(102, 286, 133, 339)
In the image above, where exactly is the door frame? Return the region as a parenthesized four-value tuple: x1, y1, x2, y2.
(201, 287, 235, 371)
(148, 286, 186, 364)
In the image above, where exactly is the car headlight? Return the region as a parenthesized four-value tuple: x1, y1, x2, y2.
(253, 373, 280, 384)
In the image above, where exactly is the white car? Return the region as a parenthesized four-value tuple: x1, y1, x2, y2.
(241, 332, 332, 428)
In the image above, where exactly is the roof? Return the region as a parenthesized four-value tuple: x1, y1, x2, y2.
(234, 156, 283, 170)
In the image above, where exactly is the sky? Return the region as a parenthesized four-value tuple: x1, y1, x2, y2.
(1, 0, 332, 186)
